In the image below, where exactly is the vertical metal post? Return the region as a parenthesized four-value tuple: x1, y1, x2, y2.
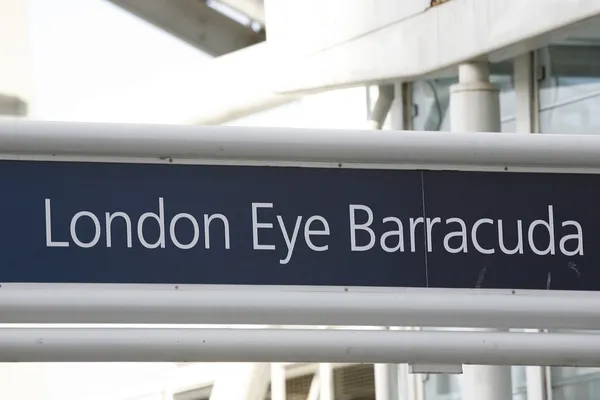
(271, 363, 287, 400)
(451, 61, 513, 400)
(450, 61, 501, 132)
(525, 329, 548, 400)
(376, 362, 400, 400)
(514, 52, 537, 134)
(319, 363, 335, 400)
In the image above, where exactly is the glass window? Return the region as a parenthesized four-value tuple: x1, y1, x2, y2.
(547, 330, 600, 399)
(538, 45, 600, 134)
(551, 367, 600, 400)
(419, 328, 527, 400)
(421, 366, 527, 400)
(423, 373, 461, 400)
(512, 366, 528, 400)
(411, 67, 516, 133)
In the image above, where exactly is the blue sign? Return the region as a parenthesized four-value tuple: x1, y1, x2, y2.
(0, 159, 593, 290)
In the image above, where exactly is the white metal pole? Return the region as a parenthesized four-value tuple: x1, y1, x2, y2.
(270, 363, 287, 400)
(450, 61, 501, 133)
(1, 328, 600, 365)
(319, 363, 334, 400)
(4, 119, 600, 171)
(450, 60, 512, 400)
(373, 84, 402, 400)
(3, 286, 600, 330)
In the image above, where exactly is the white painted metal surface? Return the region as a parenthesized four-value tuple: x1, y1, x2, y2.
(319, 364, 334, 400)
(106, 0, 264, 56)
(2, 286, 600, 329)
(1, 328, 600, 366)
(4, 120, 600, 172)
(375, 363, 399, 400)
(265, 0, 600, 93)
(450, 61, 501, 133)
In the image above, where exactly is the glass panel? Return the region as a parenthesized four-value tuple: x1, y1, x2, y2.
(512, 366, 528, 392)
(539, 45, 600, 134)
(552, 377, 600, 400)
(423, 373, 461, 400)
(549, 331, 600, 399)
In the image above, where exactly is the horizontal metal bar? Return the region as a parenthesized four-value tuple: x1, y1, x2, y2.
(3, 119, 600, 170)
(2, 328, 600, 365)
(2, 286, 600, 329)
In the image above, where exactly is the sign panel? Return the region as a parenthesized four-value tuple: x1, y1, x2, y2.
(0, 159, 594, 291)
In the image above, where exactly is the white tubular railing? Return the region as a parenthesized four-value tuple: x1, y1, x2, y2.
(0, 328, 599, 365)
(0, 286, 600, 330)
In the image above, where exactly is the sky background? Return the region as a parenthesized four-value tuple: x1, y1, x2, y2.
(26, 0, 210, 119)
(21, 0, 371, 128)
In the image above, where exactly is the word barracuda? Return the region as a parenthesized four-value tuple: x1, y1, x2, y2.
(45, 198, 583, 265)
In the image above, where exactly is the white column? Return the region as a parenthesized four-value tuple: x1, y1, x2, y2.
(0, 0, 30, 116)
(513, 52, 538, 134)
(525, 329, 547, 400)
(270, 363, 287, 400)
(450, 61, 513, 400)
(375, 362, 400, 400)
(526, 365, 547, 400)
(450, 61, 500, 133)
(319, 363, 335, 400)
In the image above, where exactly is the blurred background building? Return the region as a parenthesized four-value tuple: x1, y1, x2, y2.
(2, 0, 600, 399)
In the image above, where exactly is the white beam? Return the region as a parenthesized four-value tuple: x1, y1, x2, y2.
(3, 287, 600, 330)
(2, 328, 600, 366)
(265, 0, 600, 94)
(5, 120, 600, 171)
(106, 0, 264, 56)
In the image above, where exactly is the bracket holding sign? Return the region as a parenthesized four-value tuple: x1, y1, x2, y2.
(1, 119, 600, 365)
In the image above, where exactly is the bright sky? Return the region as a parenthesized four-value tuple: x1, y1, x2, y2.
(26, 0, 210, 119)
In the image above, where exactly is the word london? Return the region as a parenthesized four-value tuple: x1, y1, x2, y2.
(45, 197, 583, 264)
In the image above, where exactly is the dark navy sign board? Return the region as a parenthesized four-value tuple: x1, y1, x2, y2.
(0, 159, 594, 291)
